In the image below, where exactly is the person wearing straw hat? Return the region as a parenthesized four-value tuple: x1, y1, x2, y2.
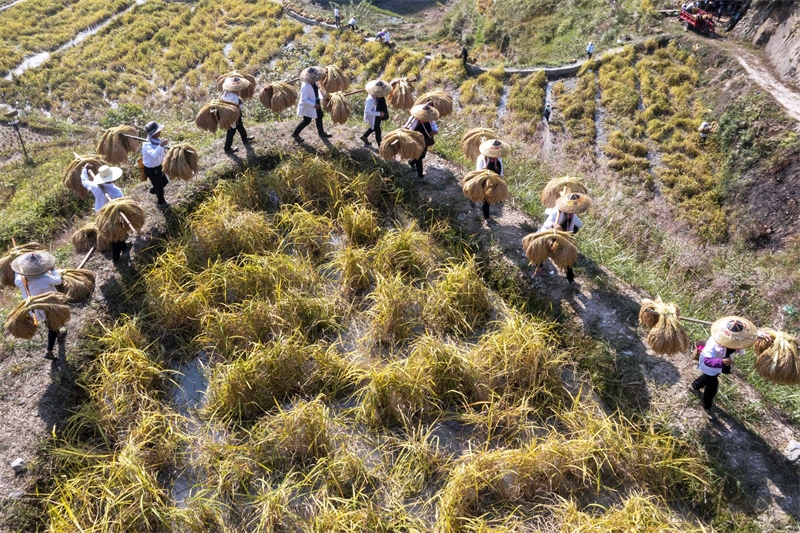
(690, 316, 757, 422)
(586, 41, 595, 60)
(12, 251, 65, 359)
(377, 28, 391, 46)
(360, 79, 391, 146)
(348, 17, 357, 31)
(292, 66, 333, 143)
(81, 164, 128, 264)
(404, 103, 439, 179)
(141, 121, 169, 206)
(536, 191, 591, 283)
(221, 76, 255, 154)
(474, 139, 510, 220)
(698, 121, 711, 145)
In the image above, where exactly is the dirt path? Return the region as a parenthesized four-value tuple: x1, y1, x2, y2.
(735, 51, 800, 124)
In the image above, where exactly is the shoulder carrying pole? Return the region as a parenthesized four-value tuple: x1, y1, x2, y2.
(642, 307, 713, 326)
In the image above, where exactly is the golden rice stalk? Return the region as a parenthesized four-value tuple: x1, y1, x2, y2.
(540, 176, 588, 208)
(96, 198, 145, 243)
(215, 71, 257, 100)
(754, 329, 800, 385)
(754, 329, 775, 356)
(484, 174, 508, 205)
(388, 78, 415, 110)
(415, 90, 454, 118)
(57, 268, 95, 302)
(0, 242, 44, 287)
(379, 129, 425, 161)
(5, 292, 70, 339)
(319, 65, 350, 94)
(638, 297, 679, 330)
(266, 82, 298, 112)
(62, 154, 107, 199)
(641, 298, 690, 356)
(323, 92, 351, 124)
(163, 143, 198, 181)
(97, 126, 139, 165)
(461, 127, 498, 161)
(195, 99, 240, 133)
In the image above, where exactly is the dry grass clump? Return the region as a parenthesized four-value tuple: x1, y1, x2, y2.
(57, 268, 95, 302)
(0, 241, 43, 287)
(753, 329, 800, 385)
(388, 78, 415, 110)
(97, 126, 139, 165)
(380, 129, 426, 161)
(424, 258, 492, 335)
(63, 154, 106, 199)
(638, 298, 690, 356)
(322, 91, 352, 124)
(358, 355, 436, 427)
(604, 131, 650, 174)
(338, 203, 380, 245)
(460, 127, 498, 161)
(408, 335, 485, 407)
(372, 223, 440, 280)
(275, 204, 335, 261)
(96, 198, 145, 242)
(5, 291, 70, 339)
(559, 73, 598, 151)
(195, 99, 241, 133)
(415, 90, 454, 117)
(366, 274, 421, 346)
(163, 143, 199, 181)
(330, 245, 373, 297)
(555, 493, 706, 532)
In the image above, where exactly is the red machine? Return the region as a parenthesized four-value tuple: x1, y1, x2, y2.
(679, 7, 716, 35)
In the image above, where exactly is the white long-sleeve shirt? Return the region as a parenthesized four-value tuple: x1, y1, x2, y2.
(587, 43, 595, 54)
(538, 207, 583, 233)
(142, 137, 165, 168)
(297, 82, 318, 118)
(81, 167, 124, 212)
(15, 271, 61, 321)
(363, 94, 382, 128)
(475, 155, 504, 176)
(221, 90, 241, 107)
(698, 337, 742, 376)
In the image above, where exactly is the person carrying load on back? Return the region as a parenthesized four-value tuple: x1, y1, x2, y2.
(474, 139, 510, 221)
(360, 79, 391, 146)
(81, 164, 128, 264)
(221, 76, 255, 154)
(348, 17, 357, 31)
(292, 66, 333, 143)
(536, 191, 591, 283)
(404, 103, 439, 179)
(586, 41, 595, 59)
(141, 121, 169, 206)
(12, 251, 65, 359)
(377, 28, 391, 46)
(690, 316, 757, 422)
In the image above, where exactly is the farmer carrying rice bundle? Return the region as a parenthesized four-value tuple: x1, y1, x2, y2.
(360, 79, 392, 146)
(81, 165, 128, 264)
(535, 191, 592, 283)
(472, 139, 511, 221)
(404, 103, 439, 179)
(141, 121, 169, 206)
(292, 66, 333, 143)
(221, 76, 255, 154)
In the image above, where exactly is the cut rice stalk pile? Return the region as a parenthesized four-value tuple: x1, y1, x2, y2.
(62, 154, 107, 199)
(389, 78, 415, 110)
(461, 170, 508, 204)
(71, 224, 109, 252)
(540, 176, 589, 208)
(754, 328, 800, 385)
(97, 126, 140, 165)
(163, 143, 198, 181)
(195, 99, 240, 133)
(215, 71, 257, 100)
(461, 127, 498, 161)
(319, 65, 350, 94)
(260, 82, 297, 113)
(0, 242, 44, 287)
(96, 198, 145, 242)
(521, 230, 578, 269)
(638, 298, 690, 356)
(5, 292, 70, 339)
(57, 268, 95, 302)
(415, 90, 454, 117)
(322, 92, 352, 124)
(379, 129, 425, 161)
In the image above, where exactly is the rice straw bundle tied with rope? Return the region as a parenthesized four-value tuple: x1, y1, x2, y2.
(5, 292, 70, 339)
(379, 129, 426, 161)
(415, 90, 453, 117)
(63, 154, 107, 199)
(461, 170, 508, 205)
(0, 242, 44, 287)
(541, 177, 589, 208)
(461, 127, 498, 161)
(195, 99, 240, 133)
(521, 229, 579, 269)
(638, 297, 691, 356)
(216, 71, 257, 100)
(318, 65, 350, 94)
(96, 198, 145, 242)
(57, 268, 96, 302)
(323, 92, 352, 124)
(753, 328, 800, 385)
(163, 143, 199, 181)
(97, 126, 140, 165)
(388, 78, 415, 110)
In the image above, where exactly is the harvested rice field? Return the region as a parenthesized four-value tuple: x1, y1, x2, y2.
(1, 0, 800, 531)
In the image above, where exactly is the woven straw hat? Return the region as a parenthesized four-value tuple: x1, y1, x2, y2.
(93, 165, 123, 184)
(4, 110, 18, 118)
(711, 316, 758, 349)
(301, 66, 326, 83)
(410, 103, 439, 122)
(555, 192, 592, 214)
(11, 251, 55, 277)
(222, 76, 250, 92)
(366, 79, 392, 97)
(479, 139, 510, 158)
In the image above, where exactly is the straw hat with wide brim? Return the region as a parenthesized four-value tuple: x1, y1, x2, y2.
(4, 110, 18, 119)
(93, 165, 123, 184)
(222, 76, 250, 92)
(366, 79, 392, 98)
(11, 251, 56, 277)
(555, 192, 592, 214)
(301, 66, 326, 83)
(479, 139, 510, 158)
(711, 316, 758, 349)
(410, 103, 439, 122)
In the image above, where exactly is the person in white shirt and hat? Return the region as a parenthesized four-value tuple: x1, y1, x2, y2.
(81, 164, 128, 264)
(292, 66, 333, 143)
(690, 316, 757, 422)
(12, 251, 65, 359)
(334, 6, 341, 27)
(142, 121, 169, 205)
(221, 76, 255, 154)
(404, 103, 439, 179)
(698, 121, 711, 144)
(360, 79, 391, 146)
(537, 191, 591, 283)
(348, 17, 357, 31)
(377, 28, 391, 46)
(586, 41, 595, 60)
(474, 139, 510, 220)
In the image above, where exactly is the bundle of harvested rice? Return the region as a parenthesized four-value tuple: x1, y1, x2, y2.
(195, 99, 240, 133)
(163, 143, 198, 181)
(638, 298, 690, 355)
(261, 82, 298, 113)
(460, 170, 508, 204)
(97, 126, 139, 165)
(216, 71, 257, 100)
(415, 91, 453, 118)
(522, 232, 550, 265)
(0, 242, 44, 287)
(57, 268, 95, 302)
(5, 292, 70, 339)
(259, 84, 274, 110)
(379, 129, 425, 161)
(484, 175, 508, 205)
(521, 229, 578, 269)
(461, 127, 498, 161)
(62, 154, 107, 199)
(753, 328, 800, 385)
(389, 78, 415, 110)
(322, 92, 352, 124)
(540, 176, 588, 208)
(71, 224, 97, 252)
(319, 65, 350, 94)
(96, 198, 146, 242)
(462, 174, 487, 203)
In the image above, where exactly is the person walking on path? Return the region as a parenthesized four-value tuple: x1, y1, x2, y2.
(334, 6, 340, 27)
(348, 17, 357, 31)
(474, 139, 510, 221)
(377, 28, 391, 46)
(292, 66, 333, 143)
(698, 121, 712, 144)
(543, 104, 551, 123)
(12, 251, 65, 359)
(221, 76, 255, 154)
(461, 46, 469, 67)
(360, 79, 391, 146)
(690, 317, 757, 422)
(81, 164, 127, 264)
(404, 103, 439, 179)
(586, 41, 595, 60)
(141, 121, 169, 206)
(537, 191, 591, 283)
